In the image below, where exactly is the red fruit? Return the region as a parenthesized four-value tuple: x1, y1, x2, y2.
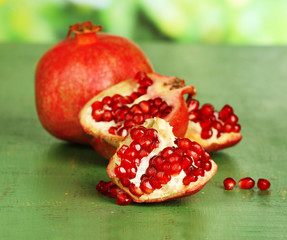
(185, 95, 242, 152)
(223, 177, 236, 190)
(257, 178, 271, 190)
(35, 22, 153, 144)
(106, 118, 217, 203)
(80, 72, 196, 159)
(96, 180, 132, 205)
(238, 177, 255, 189)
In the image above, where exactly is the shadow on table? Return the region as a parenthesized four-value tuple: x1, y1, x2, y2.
(46, 142, 107, 167)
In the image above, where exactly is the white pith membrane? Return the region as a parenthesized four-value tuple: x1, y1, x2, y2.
(108, 118, 218, 203)
(185, 121, 242, 153)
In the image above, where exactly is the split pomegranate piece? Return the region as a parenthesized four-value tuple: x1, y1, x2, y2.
(223, 177, 236, 190)
(96, 180, 132, 205)
(184, 97, 242, 152)
(257, 178, 271, 190)
(80, 72, 196, 159)
(107, 118, 217, 203)
(238, 177, 255, 189)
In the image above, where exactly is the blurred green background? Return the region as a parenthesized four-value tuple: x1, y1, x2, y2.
(1, 0, 287, 44)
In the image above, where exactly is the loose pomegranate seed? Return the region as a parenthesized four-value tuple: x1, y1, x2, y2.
(238, 177, 255, 189)
(257, 178, 271, 190)
(223, 177, 236, 190)
(117, 191, 132, 205)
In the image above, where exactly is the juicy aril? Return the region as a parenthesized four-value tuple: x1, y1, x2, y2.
(184, 96, 242, 152)
(35, 22, 153, 144)
(106, 118, 217, 203)
(79, 72, 196, 159)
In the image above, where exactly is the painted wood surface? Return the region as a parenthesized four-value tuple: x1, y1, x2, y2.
(0, 43, 286, 240)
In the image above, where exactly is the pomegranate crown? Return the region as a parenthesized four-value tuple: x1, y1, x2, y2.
(67, 22, 103, 38)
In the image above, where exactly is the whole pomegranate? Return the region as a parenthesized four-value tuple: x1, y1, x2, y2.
(35, 22, 153, 144)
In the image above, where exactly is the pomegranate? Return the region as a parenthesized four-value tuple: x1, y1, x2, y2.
(184, 97, 242, 152)
(79, 72, 196, 159)
(257, 178, 271, 190)
(223, 177, 236, 190)
(238, 177, 255, 189)
(35, 22, 153, 144)
(106, 118, 217, 203)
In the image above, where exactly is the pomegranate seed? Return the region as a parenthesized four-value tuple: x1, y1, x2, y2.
(116, 191, 132, 205)
(233, 124, 241, 132)
(183, 175, 198, 185)
(200, 119, 213, 129)
(150, 156, 164, 168)
(176, 138, 192, 151)
(166, 154, 180, 163)
(115, 166, 127, 178)
(222, 123, 233, 133)
(202, 162, 212, 171)
(146, 167, 157, 177)
(213, 121, 222, 131)
(108, 185, 119, 198)
(153, 97, 162, 107)
(138, 136, 153, 150)
(223, 177, 236, 190)
(139, 78, 153, 87)
(159, 102, 168, 111)
(201, 129, 213, 139)
(149, 177, 162, 189)
(121, 158, 133, 168)
(138, 101, 150, 113)
(181, 156, 193, 169)
(108, 126, 117, 134)
(102, 96, 112, 105)
(130, 127, 146, 140)
(140, 179, 154, 194)
(145, 129, 158, 139)
(186, 98, 199, 112)
(91, 100, 103, 110)
(160, 147, 174, 158)
(186, 149, 200, 161)
(257, 178, 271, 190)
(117, 145, 129, 158)
(134, 71, 147, 81)
(129, 183, 143, 197)
(219, 105, 233, 121)
(126, 167, 137, 179)
(120, 178, 131, 187)
(92, 109, 102, 121)
(155, 172, 171, 184)
(130, 105, 142, 114)
(225, 114, 238, 125)
(189, 110, 200, 121)
(238, 177, 255, 189)
(170, 162, 182, 174)
(200, 103, 214, 116)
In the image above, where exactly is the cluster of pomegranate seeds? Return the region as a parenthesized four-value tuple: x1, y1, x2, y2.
(223, 177, 270, 190)
(96, 180, 132, 205)
(114, 126, 213, 197)
(91, 72, 172, 137)
(186, 98, 241, 139)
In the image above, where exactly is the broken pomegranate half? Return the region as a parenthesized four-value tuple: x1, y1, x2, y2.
(80, 72, 195, 159)
(184, 96, 242, 152)
(106, 118, 217, 203)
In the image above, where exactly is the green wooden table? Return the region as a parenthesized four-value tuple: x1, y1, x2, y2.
(1, 43, 286, 240)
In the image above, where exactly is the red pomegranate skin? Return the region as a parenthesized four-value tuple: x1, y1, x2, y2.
(35, 23, 154, 144)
